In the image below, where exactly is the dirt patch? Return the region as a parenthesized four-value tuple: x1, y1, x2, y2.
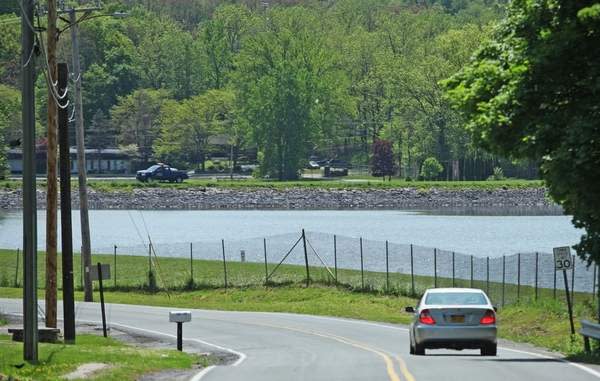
(63, 363, 111, 380)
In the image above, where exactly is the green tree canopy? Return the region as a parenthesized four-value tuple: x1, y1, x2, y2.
(155, 89, 235, 170)
(444, 0, 600, 262)
(235, 7, 348, 180)
(111, 89, 172, 165)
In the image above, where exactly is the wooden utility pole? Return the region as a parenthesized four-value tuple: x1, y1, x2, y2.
(68, 7, 98, 302)
(45, 0, 58, 329)
(22, 0, 38, 362)
(58, 62, 76, 343)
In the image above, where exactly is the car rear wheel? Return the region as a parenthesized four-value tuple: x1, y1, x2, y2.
(480, 343, 497, 356)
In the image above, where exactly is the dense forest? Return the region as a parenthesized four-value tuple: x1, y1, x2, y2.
(0, 0, 537, 180)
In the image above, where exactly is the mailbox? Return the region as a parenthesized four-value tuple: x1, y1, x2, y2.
(170, 311, 191, 351)
(169, 311, 192, 323)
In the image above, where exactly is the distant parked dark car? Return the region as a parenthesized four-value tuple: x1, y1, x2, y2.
(323, 159, 349, 177)
(136, 164, 189, 183)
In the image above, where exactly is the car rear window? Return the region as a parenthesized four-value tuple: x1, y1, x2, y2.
(425, 292, 487, 305)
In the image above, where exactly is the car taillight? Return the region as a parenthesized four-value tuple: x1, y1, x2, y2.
(479, 309, 496, 325)
(419, 309, 436, 325)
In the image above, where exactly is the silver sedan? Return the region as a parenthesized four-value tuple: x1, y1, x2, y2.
(405, 288, 497, 356)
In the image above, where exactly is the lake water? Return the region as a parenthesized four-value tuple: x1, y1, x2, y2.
(0, 208, 582, 258)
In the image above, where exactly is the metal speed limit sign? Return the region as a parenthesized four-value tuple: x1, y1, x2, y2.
(553, 246, 573, 271)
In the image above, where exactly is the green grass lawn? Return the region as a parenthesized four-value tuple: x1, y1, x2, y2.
(0, 178, 544, 192)
(0, 248, 597, 361)
(0, 334, 207, 381)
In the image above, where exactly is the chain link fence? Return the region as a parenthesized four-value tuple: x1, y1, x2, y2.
(1, 230, 596, 306)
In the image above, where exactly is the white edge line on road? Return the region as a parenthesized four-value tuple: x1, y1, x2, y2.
(80, 320, 248, 381)
(498, 346, 600, 379)
(189, 366, 216, 381)
(102, 321, 248, 367)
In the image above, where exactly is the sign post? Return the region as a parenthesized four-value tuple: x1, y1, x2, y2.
(91, 263, 111, 337)
(554, 247, 575, 335)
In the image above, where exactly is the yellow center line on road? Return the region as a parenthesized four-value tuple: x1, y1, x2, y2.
(395, 355, 416, 381)
(246, 320, 414, 381)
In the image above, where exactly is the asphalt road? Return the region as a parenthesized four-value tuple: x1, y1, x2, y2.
(1, 298, 599, 381)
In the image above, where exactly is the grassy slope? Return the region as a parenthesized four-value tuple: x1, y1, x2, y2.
(0, 334, 206, 381)
(0, 178, 544, 192)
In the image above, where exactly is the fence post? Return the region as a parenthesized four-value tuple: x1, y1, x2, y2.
(360, 237, 364, 290)
(410, 244, 415, 296)
(263, 238, 268, 284)
(333, 235, 338, 285)
(534, 252, 539, 301)
(434, 248, 437, 288)
(113, 245, 117, 288)
(486, 256, 490, 295)
(571, 255, 575, 304)
(222, 239, 228, 289)
(385, 240, 389, 292)
(517, 253, 521, 302)
(190, 243, 194, 283)
(14, 248, 20, 287)
(302, 230, 310, 287)
(502, 255, 506, 307)
(452, 252, 455, 288)
(470, 255, 474, 288)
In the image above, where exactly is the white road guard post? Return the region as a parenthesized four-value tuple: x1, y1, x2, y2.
(169, 311, 191, 351)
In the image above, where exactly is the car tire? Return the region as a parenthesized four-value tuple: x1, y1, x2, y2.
(409, 342, 415, 355)
(414, 343, 425, 356)
(481, 343, 497, 356)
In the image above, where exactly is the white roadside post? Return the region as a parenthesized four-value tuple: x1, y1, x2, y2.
(169, 311, 192, 351)
(553, 246, 575, 335)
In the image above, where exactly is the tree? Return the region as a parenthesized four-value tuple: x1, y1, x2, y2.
(111, 89, 172, 167)
(79, 17, 140, 117)
(420, 157, 443, 180)
(155, 89, 235, 170)
(0, 84, 21, 145)
(0, 14, 20, 87)
(371, 139, 395, 179)
(444, 0, 600, 263)
(197, 5, 250, 90)
(235, 7, 347, 180)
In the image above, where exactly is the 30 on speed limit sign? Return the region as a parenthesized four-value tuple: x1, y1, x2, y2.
(553, 246, 573, 271)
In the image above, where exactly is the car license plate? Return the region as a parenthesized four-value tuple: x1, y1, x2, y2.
(450, 315, 465, 323)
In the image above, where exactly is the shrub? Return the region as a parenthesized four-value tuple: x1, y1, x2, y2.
(420, 157, 443, 180)
(488, 166, 505, 181)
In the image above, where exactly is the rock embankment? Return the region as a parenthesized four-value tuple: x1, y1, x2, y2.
(0, 186, 552, 210)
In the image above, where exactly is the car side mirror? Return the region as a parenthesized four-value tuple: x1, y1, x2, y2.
(405, 306, 415, 313)
(493, 306, 498, 312)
